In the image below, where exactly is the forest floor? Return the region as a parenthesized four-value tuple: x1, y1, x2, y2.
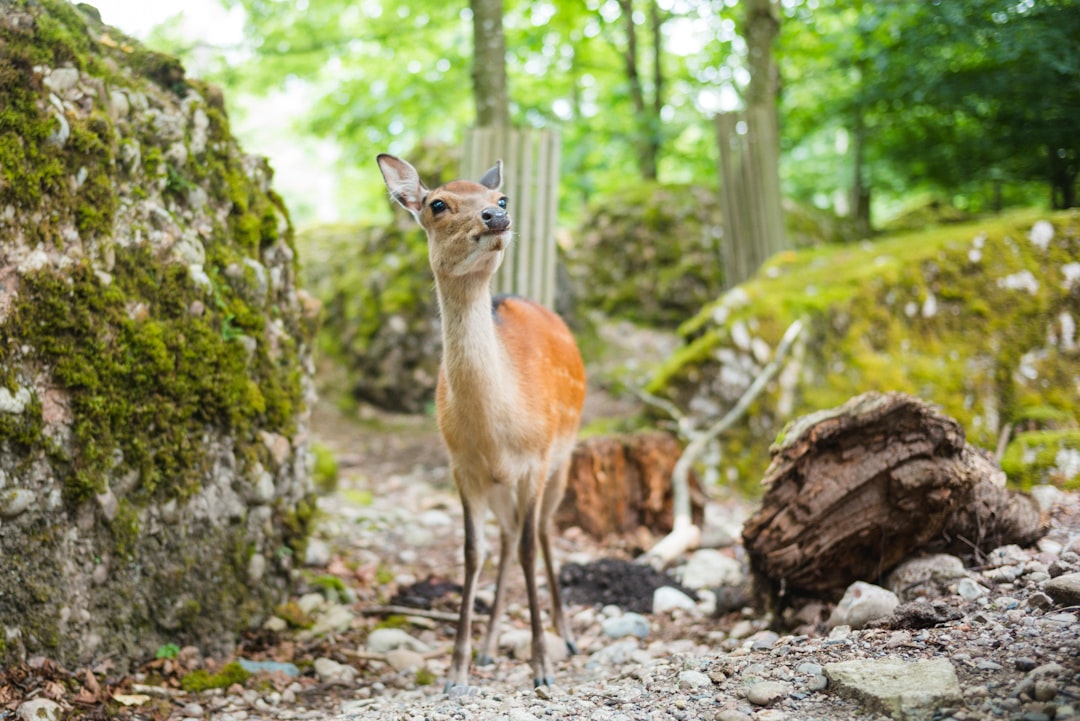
(2, 323, 1079, 721)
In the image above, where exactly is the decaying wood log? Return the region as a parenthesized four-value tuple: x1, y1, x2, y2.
(556, 431, 703, 539)
(743, 391, 1045, 605)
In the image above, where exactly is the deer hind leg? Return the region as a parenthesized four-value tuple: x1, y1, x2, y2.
(540, 458, 577, 655)
(477, 528, 513, 666)
(446, 489, 488, 693)
(517, 472, 553, 687)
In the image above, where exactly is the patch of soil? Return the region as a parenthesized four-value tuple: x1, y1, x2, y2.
(558, 557, 697, 613)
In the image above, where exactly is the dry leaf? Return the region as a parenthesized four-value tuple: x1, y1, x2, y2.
(112, 693, 151, 706)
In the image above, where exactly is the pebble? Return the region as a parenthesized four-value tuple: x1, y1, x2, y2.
(678, 670, 713, 689)
(1042, 571, 1080, 605)
(653, 586, 699, 614)
(746, 681, 789, 706)
(827, 580, 899, 629)
(681, 548, 744, 589)
(313, 657, 356, 684)
(16, 699, 62, 721)
(366, 628, 430, 654)
(601, 612, 650, 639)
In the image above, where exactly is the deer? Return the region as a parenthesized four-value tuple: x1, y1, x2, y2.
(376, 154, 586, 691)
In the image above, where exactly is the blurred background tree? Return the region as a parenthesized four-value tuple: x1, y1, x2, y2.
(144, 0, 1077, 233)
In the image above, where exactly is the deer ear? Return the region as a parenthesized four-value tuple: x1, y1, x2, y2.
(478, 160, 502, 191)
(377, 154, 428, 218)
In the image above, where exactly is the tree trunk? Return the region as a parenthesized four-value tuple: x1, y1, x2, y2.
(556, 431, 703, 540)
(742, 392, 1044, 607)
(615, 0, 659, 180)
(717, 0, 787, 288)
(470, 0, 510, 127)
(850, 113, 872, 237)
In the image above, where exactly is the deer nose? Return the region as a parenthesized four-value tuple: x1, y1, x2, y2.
(481, 207, 510, 231)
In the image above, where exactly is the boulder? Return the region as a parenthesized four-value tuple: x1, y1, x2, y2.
(0, 2, 316, 669)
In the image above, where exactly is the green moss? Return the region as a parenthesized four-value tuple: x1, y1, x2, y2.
(649, 208, 1080, 493)
(273, 600, 314, 630)
(180, 661, 250, 692)
(311, 443, 339, 494)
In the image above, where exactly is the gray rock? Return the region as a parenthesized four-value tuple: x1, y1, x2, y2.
(746, 681, 790, 706)
(678, 669, 713, 689)
(825, 658, 962, 721)
(681, 548, 743, 589)
(827, 581, 899, 629)
(44, 67, 80, 92)
(1042, 572, 1080, 605)
(366, 628, 430, 654)
(0, 488, 34, 519)
(385, 648, 425, 673)
(602, 612, 650, 639)
(886, 554, 967, 600)
(313, 657, 356, 684)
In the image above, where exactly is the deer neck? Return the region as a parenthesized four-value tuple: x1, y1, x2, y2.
(434, 276, 515, 407)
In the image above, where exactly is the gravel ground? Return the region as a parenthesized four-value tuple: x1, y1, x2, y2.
(4, 394, 1077, 721)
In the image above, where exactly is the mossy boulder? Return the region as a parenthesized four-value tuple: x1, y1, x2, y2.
(564, 183, 849, 327)
(0, 1, 317, 668)
(646, 209, 1080, 492)
(297, 221, 439, 413)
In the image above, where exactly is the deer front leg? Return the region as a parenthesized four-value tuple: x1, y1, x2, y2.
(540, 460, 577, 656)
(518, 489, 552, 687)
(477, 529, 513, 667)
(447, 493, 486, 693)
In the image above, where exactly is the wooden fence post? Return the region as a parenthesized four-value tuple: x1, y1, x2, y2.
(462, 127, 561, 309)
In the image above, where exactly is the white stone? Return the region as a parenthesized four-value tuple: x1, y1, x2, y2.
(1029, 220, 1054, 250)
(652, 586, 698, 614)
(312, 657, 356, 684)
(0, 489, 34, 519)
(44, 67, 80, 92)
(366, 627, 430, 654)
(16, 699, 62, 721)
(681, 548, 743, 589)
(0, 386, 31, 414)
(998, 270, 1039, 295)
(827, 581, 899, 629)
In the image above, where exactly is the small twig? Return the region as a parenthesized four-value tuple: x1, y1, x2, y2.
(994, 422, 1013, 462)
(361, 605, 489, 623)
(640, 318, 805, 568)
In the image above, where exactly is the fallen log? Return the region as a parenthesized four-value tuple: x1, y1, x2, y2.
(742, 391, 1044, 606)
(556, 431, 703, 540)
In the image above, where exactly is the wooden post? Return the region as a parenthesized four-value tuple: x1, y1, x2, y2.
(463, 127, 561, 309)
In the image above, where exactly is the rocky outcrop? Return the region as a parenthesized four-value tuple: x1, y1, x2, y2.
(646, 211, 1080, 492)
(0, 2, 317, 668)
(297, 222, 439, 413)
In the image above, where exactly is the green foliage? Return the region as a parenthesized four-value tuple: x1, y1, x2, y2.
(782, 0, 1080, 217)
(180, 662, 251, 692)
(155, 643, 181, 659)
(310, 443, 339, 494)
(1001, 431, 1080, 491)
(649, 209, 1080, 492)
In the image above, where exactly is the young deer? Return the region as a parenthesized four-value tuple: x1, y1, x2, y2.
(376, 154, 586, 690)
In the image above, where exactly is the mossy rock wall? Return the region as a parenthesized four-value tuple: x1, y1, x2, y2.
(0, 2, 317, 668)
(564, 184, 850, 327)
(297, 221, 440, 413)
(647, 209, 1080, 492)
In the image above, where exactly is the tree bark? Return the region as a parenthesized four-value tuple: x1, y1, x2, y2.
(470, 0, 510, 127)
(614, 0, 661, 180)
(742, 392, 1044, 607)
(556, 431, 702, 540)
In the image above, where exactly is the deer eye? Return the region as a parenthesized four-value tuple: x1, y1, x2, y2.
(430, 199, 447, 214)
(498, 197, 507, 209)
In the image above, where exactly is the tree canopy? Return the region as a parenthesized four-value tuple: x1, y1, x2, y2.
(159, 0, 1079, 226)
